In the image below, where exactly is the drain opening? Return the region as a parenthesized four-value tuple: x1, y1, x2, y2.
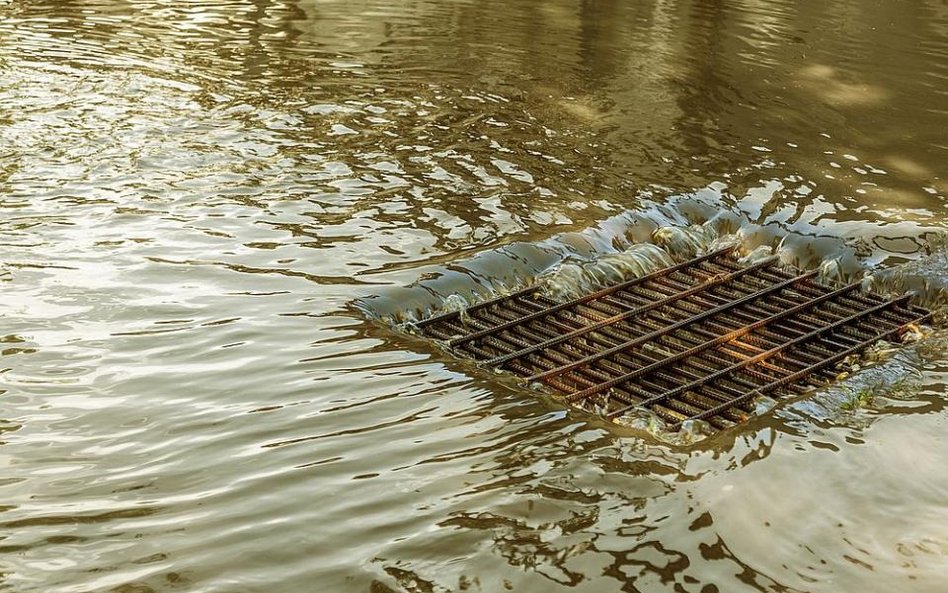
(411, 247, 931, 432)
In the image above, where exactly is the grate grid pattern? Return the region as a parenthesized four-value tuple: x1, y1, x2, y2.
(415, 247, 931, 431)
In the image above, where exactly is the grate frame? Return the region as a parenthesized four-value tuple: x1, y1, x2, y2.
(413, 247, 932, 432)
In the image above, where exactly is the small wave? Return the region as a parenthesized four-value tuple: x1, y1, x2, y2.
(358, 188, 947, 326)
(864, 231, 948, 320)
(540, 243, 675, 301)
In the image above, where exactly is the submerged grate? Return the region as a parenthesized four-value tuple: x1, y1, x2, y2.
(413, 247, 932, 432)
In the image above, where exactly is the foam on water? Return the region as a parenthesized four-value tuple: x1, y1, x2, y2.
(864, 234, 948, 320)
(540, 242, 675, 301)
(359, 188, 948, 327)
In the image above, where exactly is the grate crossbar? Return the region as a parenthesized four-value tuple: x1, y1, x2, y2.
(608, 292, 911, 419)
(413, 250, 931, 432)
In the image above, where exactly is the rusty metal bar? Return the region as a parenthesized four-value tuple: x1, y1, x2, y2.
(669, 307, 932, 429)
(560, 278, 866, 404)
(446, 246, 735, 347)
(528, 269, 821, 384)
(484, 256, 777, 367)
(607, 293, 913, 418)
(411, 248, 931, 434)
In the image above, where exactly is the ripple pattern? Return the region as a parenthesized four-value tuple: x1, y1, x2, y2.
(0, 0, 946, 592)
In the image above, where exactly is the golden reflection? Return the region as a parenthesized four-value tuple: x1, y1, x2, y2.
(797, 64, 889, 107)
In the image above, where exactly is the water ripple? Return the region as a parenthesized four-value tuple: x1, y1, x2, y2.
(1, 0, 947, 592)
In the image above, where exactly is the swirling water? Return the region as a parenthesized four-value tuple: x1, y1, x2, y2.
(0, 1, 946, 592)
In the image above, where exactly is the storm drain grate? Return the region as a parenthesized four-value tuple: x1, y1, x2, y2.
(414, 247, 932, 432)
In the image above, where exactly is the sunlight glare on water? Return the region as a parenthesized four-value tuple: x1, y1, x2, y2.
(0, 0, 946, 592)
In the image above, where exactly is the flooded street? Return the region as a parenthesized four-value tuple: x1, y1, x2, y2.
(1, 0, 946, 591)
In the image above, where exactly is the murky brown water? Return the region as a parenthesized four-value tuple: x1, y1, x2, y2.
(1, 1, 947, 591)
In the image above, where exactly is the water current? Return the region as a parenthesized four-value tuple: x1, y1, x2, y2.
(1, 1, 946, 592)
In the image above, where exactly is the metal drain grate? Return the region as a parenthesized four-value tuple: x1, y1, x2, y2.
(414, 247, 931, 432)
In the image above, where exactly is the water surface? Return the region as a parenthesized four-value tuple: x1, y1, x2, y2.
(1, 1, 947, 592)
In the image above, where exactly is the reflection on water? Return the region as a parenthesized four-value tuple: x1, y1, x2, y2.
(0, 0, 946, 591)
